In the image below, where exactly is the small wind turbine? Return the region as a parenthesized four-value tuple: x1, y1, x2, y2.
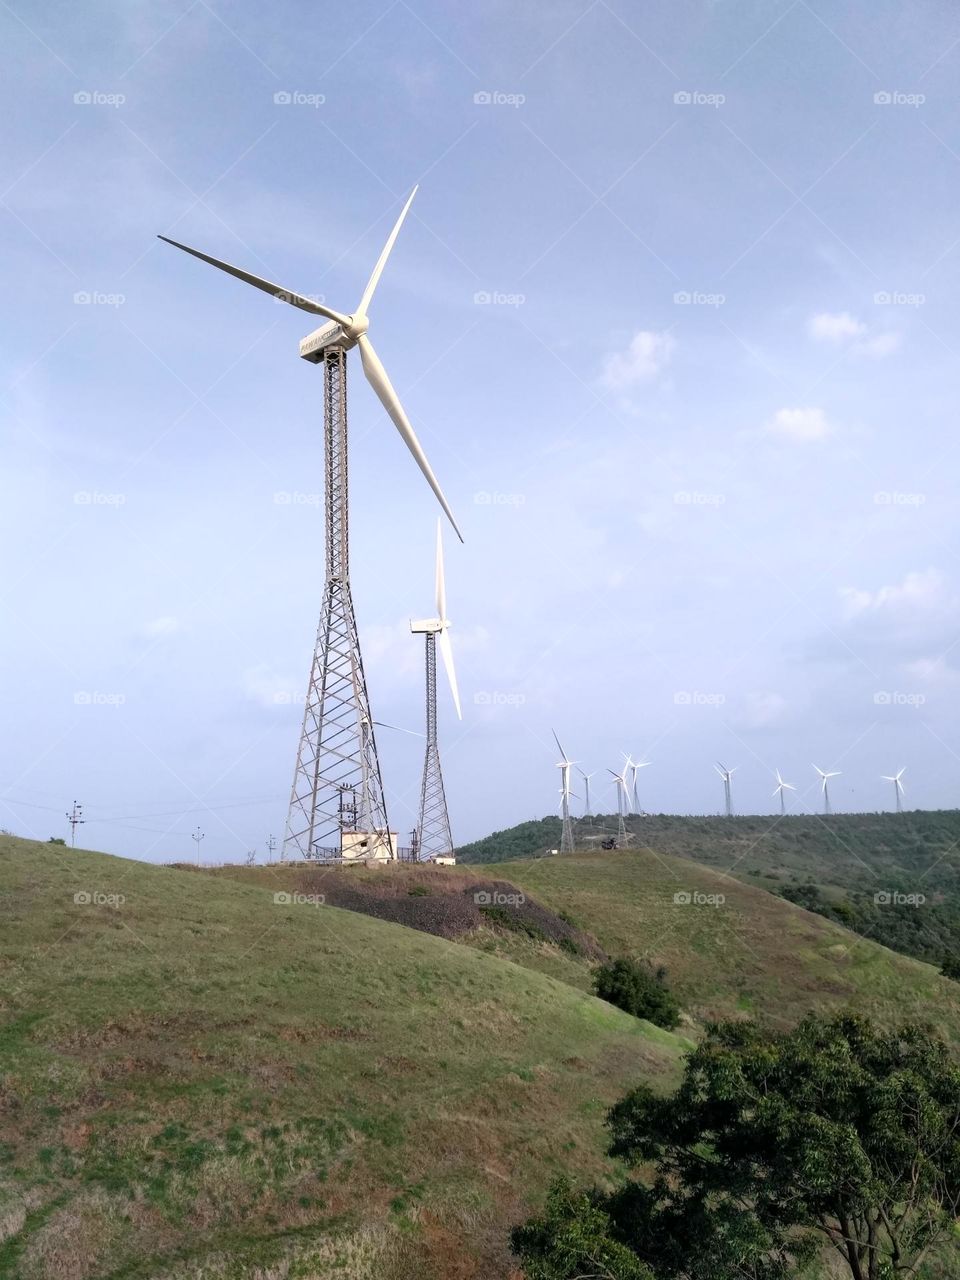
(608, 762, 631, 845)
(881, 767, 906, 813)
(812, 764, 841, 815)
(553, 731, 577, 854)
(715, 762, 736, 817)
(624, 754, 652, 815)
(577, 768, 597, 817)
(772, 769, 795, 815)
(410, 520, 461, 861)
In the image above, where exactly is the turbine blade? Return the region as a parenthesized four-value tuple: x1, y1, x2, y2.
(357, 334, 463, 541)
(157, 236, 349, 323)
(552, 729, 566, 759)
(435, 518, 447, 622)
(436, 626, 461, 720)
(357, 186, 418, 316)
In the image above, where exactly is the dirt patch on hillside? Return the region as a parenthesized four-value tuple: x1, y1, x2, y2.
(291, 864, 606, 959)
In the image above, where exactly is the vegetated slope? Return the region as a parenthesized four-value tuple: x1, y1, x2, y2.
(0, 835, 686, 1280)
(458, 849, 960, 1042)
(457, 811, 960, 972)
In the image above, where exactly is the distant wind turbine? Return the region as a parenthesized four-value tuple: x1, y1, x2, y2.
(577, 768, 596, 817)
(772, 769, 795, 816)
(608, 762, 631, 845)
(881, 767, 906, 813)
(624, 754, 652, 814)
(553, 731, 577, 854)
(812, 764, 841, 815)
(715, 762, 736, 817)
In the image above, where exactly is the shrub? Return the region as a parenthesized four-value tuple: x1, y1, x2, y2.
(593, 958, 680, 1029)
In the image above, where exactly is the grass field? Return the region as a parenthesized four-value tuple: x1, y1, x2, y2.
(446, 848, 960, 1041)
(0, 835, 687, 1280)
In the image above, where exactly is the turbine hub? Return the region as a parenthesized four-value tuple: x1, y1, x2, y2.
(343, 312, 369, 340)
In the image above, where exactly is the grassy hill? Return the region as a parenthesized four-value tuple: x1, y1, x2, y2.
(457, 811, 960, 973)
(0, 835, 687, 1280)
(446, 848, 960, 1043)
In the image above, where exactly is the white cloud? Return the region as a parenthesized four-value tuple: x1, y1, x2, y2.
(807, 311, 900, 359)
(242, 664, 300, 709)
(140, 616, 180, 639)
(765, 407, 832, 442)
(601, 330, 675, 390)
(854, 332, 901, 358)
(808, 311, 865, 343)
(839, 569, 947, 620)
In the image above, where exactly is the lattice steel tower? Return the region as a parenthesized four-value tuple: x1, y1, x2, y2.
(158, 188, 462, 863)
(284, 348, 391, 860)
(411, 521, 461, 860)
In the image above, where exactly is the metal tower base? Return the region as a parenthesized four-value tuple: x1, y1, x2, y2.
(283, 347, 392, 862)
(416, 632, 454, 860)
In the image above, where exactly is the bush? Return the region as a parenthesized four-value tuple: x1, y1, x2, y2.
(593, 958, 680, 1029)
(941, 953, 960, 981)
(47, 837, 66, 846)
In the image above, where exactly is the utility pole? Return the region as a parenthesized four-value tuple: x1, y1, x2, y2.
(66, 801, 84, 847)
(266, 834, 277, 864)
(192, 826, 205, 866)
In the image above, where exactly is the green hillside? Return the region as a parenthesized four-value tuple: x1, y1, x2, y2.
(0, 835, 686, 1280)
(449, 849, 960, 1043)
(457, 811, 960, 973)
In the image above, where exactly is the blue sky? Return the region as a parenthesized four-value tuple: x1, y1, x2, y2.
(3, 0, 960, 860)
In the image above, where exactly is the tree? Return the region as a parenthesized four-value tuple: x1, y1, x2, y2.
(593, 958, 681, 1030)
(514, 1015, 960, 1280)
(511, 1177, 654, 1280)
(941, 953, 960, 982)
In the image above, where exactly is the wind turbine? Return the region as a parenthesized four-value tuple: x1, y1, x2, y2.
(715, 762, 736, 817)
(608, 761, 631, 845)
(881, 767, 906, 814)
(410, 520, 460, 861)
(553, 731, 577, 854)
(772, 769, 795, 816)
(812, 765, 841, 815)
(159, 189, 461, 863)
(577, 768, 596, 817)
(625, 754, 652, 815)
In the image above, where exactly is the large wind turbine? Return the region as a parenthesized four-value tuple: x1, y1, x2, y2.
(813, 764, 841, 815)
(553, 731, 576, 854)
(715, 762, 736, 817)
(772, 769, 795, 815)
(608, 762, 631, 845)
(577, 768, 596, 817)
(625, 754, 651, 814)
(159, 189, 461, 862)
(411, 520, 461, 861)
(881, 767, 906, 814)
